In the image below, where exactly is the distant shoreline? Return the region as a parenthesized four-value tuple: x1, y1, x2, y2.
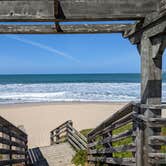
(0, 101, 128, 108)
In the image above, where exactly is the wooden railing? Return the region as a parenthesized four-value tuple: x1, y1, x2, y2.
(136, 103, 166, 165)
(0, 116, 28, 166)
(50, 120, 87, 151)
(87, 102, 166, 165)
(160, 0, 166, 14)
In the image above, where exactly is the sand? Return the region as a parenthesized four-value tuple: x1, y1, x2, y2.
(0, 102, 126, 148)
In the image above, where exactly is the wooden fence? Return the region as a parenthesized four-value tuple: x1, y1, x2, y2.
(0, 116, 28, 166)
(87, 102, 166, 165)
(50, 120, 87, 151)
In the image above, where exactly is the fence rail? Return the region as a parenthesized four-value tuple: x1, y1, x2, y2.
(160, 0, 166, 14)
(0, 116, 28, 166)
(87, 102, 166, 166)
(50, 120, 87, 151)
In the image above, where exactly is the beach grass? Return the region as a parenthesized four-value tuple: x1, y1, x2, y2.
(161, 127, 166, 153)
(80, 129, 93, 137)
(72, 129, 92, 166)
(112, 123, 133, 158)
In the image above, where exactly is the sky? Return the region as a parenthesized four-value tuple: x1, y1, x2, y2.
(0, 31, 165, 74)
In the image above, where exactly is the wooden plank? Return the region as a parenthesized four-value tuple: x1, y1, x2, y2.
(68, 125, 87, 143)
(0, 127, 27, 142)
(88, 156, 136, 165)
(0, 148, 26, 155)
(149, 136, 166, 145)
(160, 0, 166, 15)
(149, 153, 166, 159)
(124, 15, 166, 44)
(68, 132, 86, 150)
(0, 116, 27, 137)
(50, 120, 72, 133)
(102, 114, 133, 136)
(0, 159, 27, 166)
(0, 24, 132, 34)
(0, 137, 26, 149)
(88, 102, 134, 138)
(68, 138, 80, 151)
(0, 0, 159, 22)
(88, 129, 135, 148)
(89, 144, 136, 154)
(149, 118, 166, 127)
(68, 128, 87, 147)
(102, 129, 134, 146)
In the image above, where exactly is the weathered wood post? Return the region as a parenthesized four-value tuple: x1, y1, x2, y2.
(50, 131, 54, 145)
(139, 2, 166, 163)
(124, 5, 166, 164)
(2, 127, 10, 162)
(66, 120, 73, 142)
(133, 104, 144, 166)
(140, 33, 163, 166)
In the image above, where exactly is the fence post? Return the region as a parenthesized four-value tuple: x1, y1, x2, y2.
(50, 131, 54, 145)
(9, 132, 12, 166)
(66, 120, 73, 142)
(55, 128, 60, 144)
(134, 104, 144, 166)
(2, 127, 10, 162)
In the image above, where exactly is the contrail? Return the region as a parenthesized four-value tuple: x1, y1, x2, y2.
(6, 35, 80, 63)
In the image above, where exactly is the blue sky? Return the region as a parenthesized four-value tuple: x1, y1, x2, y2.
(0, 33, 165, 74)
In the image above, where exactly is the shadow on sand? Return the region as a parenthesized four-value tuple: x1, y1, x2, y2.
(28, 147, 49, 166)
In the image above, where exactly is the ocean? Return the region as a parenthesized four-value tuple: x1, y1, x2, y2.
(0, 74, 166, 104)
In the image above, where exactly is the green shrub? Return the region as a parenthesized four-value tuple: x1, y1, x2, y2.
(161, 127, 166, 153)
(72, 150, 87, 166)
(72, 129, 92, 166)
(80, 129, 93, 137)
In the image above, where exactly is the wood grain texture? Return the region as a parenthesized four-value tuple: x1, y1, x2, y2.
(0, 116, 28, 166)
(0, 24, 131, 34)
(0, 0, 159, 22)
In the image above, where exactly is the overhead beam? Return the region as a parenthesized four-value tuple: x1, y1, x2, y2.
(0, 0, 159, 22)
(123, 15, 166, 44)
(0, 24, 132, 34)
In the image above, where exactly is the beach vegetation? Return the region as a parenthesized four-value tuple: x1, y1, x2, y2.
(72, 126, 166, 165)
(72, 129, 92, 166)
(80, 129, 93, 137)
(161, 127, 166, 153)
(72, 150, 88, 166)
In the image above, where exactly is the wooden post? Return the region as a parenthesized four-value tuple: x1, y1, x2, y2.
(140, 33, 164, 166)
(55, 129, 60, 144)
(50, 131, 54, 145)
(134, 104, 144, 166)
(2, 127, 10, 162)
(66, 121, 73, 142)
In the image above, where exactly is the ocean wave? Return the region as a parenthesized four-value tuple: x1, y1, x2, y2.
(0, 83, 165, 104)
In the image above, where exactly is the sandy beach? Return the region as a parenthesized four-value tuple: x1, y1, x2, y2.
(0, 102, 127, 148)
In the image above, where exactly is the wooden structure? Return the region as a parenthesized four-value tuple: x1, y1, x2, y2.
(88, 102, 136, 165)
(0, 116, 28, 166)
(50, 120, 87, 151)
(0, 0, 165, 165)
(88, 102, 166, 165)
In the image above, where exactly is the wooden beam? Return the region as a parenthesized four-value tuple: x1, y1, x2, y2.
(0, 0, 159, 22)
(151, 34, 166, 59)
(124, 15, 166, 44)
(0, 24, 132, 34)
(140, 34, 163, 166)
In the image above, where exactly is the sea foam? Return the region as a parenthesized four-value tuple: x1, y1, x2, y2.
(0, 82, 165, 104)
